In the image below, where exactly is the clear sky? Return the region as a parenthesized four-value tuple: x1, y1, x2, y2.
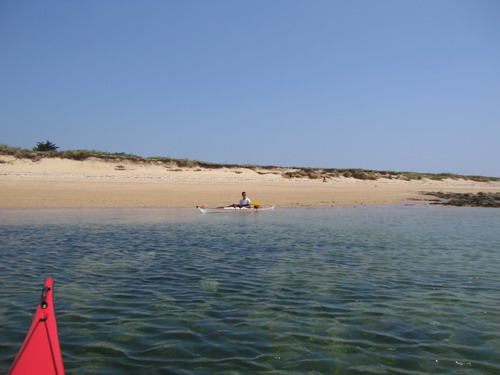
(1, 0, 499, 176)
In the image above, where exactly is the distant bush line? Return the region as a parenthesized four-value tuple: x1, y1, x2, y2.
(0, 144, 273, 170)
(1, 144, 498, 182)
(281, 168, 499, 182)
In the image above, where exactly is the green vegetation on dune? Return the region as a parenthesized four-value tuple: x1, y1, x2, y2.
(0, 144, 259, 169)
(282, 167, 499, 182)
(1, 144, 499, 182)
(1, 144, 142, 162)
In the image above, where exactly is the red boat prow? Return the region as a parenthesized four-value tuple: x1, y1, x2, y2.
(9, 278, 65, 375)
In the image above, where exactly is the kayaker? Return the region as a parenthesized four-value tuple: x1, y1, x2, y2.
(239, 192, 252, 207)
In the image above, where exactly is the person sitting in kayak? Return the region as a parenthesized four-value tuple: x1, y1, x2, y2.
(239, 192, 252, 207)
(229, 192, 252, 208)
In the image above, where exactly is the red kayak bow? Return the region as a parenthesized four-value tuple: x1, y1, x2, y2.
(9, 278, 65, 375)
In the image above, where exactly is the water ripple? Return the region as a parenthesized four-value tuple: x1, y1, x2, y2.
(1, 207, 499, 374)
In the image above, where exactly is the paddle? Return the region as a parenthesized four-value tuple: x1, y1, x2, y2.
(226, 202, 261, 208)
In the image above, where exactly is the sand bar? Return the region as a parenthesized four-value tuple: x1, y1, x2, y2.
(1, 156, 499, 208)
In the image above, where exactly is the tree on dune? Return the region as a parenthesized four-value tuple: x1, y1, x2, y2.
(33, 140, 59, 152)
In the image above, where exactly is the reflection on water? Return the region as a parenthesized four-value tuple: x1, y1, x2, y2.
(1, 206, 499, 374)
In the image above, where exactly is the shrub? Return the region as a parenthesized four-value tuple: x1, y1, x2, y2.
(58, 150, 92, 161)
(33, 140, 59, 152)
(308, 173, 322, 179)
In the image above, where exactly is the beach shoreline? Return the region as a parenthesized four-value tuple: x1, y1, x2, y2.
(1, 156, 499, 208)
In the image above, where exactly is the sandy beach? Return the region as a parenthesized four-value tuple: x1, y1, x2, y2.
(1, 155, 499, 208)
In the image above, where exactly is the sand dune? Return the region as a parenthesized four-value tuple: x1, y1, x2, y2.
(1, 155, 499, 207)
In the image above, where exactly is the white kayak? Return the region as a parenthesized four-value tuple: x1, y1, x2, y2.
(197, 205, 275, 213)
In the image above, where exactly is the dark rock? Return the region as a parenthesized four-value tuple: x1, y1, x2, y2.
(422, 192, 500, 208)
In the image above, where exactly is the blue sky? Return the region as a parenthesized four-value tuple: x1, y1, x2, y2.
(1, 0, 499, 176)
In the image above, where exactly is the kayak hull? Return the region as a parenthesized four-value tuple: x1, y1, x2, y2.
(9, 278, 65, 375)
(197, 205, 275, 213)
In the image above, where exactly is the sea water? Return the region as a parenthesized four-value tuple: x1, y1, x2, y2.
(0, 206, 499, 374)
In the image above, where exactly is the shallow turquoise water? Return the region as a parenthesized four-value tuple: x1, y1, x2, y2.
(1, 206, 499, 374)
